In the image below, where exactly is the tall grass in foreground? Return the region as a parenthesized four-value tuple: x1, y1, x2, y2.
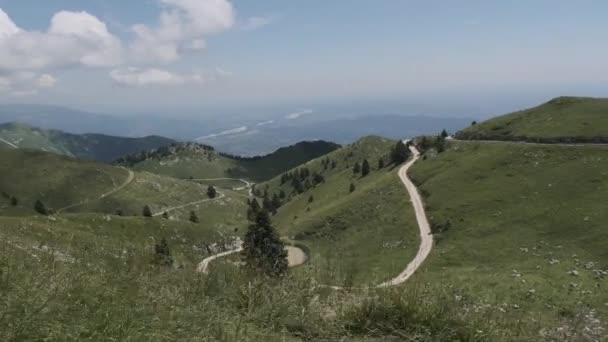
(0, 242, 600, 341)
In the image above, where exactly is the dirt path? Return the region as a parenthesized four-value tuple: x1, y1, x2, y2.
(56, 167, 135, 214)
(0, 137, 18, 149)
(196, 146, 431, 285)
(190, 177, 253, 196)
(197, 242, 307, 273)
(152, 190, 225, 217)
(377, 145, 433, 287)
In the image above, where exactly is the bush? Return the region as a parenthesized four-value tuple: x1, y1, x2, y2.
(142, 205, 152, 217)
(34, 200, 48, 216)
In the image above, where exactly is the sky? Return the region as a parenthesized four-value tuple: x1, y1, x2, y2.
(1, 0, 608, 117)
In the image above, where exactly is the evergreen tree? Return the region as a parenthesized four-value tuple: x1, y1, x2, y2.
(349, 183, 356, 193)
(241, 210, 288, 277)
(353, 161, 361, 174)
(440, 129, 449, 138)
(391, 140, 410, 164)
(143, 205, 152, 217)
(263, 193, 273, 212)
(34, 200, 48, 216)
(189, 211, 199, 223)
(271, 193, 282, 211)
(153, 238, 174, 267)
(247, 198, 261, 221)
(378, 158, 385, 169)
(331, 160, 337, 169)
(279, 189, 286, 199)
(162, 211, 169, 219)
(471, 120, 477, 126)
(207, 185, 217, 199)
(308, 195, 314, 203)
(361, 159, 370, 176)
(10, 196, 18, 206)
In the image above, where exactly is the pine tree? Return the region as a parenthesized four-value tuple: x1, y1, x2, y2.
(34, 200, 48, 215)
(308, 195, 314, 203)
(162, 212, 169, 219)
(142, 205, 152, 217)
(241, 210, 288, 277)
(471, 120, 477, 126)
(349, 183, 356, 193)
(271, 193, 282, 211)
(331, 160, 337, 169)
(391, 141, 410, 164)
(279, 189, 286, 199)
(247, 198, 261, 221)
(353, 161, 361, 174)
(440, 129, 449, 138)
(10, 196, 18, 206)
(361, 159, 370, 176)
(153, 238, 174, 267)
(207, 185, 217, 199)
(189, 211, 199, 223)
(378, 158, 385, 169)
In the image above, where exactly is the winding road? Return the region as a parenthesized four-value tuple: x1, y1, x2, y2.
(197, 145, 434, 287)
(56, 167, 135, 213)
(152, 190, 225, 217)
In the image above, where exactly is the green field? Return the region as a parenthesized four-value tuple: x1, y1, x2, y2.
(0, 122, 174, 162)
(261, 136, 420, 286)
(121, 141, 340, 182)
(409, 140, 608, 339)
(457, 96, 608, 143)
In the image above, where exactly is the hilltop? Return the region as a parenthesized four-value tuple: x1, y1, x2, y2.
(0, 122, 175, 162)
(456, 96, 608, 143)
(116, 140, 341, 182)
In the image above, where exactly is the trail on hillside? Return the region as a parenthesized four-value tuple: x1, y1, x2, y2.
(0, 137, 18, 149)
(152, 190, 225, 217)
(56, 167, 135, 213)
(196, 146, 433, 287)
(190, 177, 253, 196)
(377, 146, 433, 287)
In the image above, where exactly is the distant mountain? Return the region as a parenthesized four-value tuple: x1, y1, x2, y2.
(116, 140, 341, 182)
(0, 122, 175, 162)
(456, 96, 608, 143)
(197, 114, 472, 155)
(0, 104, 472, 155)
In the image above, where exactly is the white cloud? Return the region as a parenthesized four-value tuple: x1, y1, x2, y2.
(241, 16, 275, 31)
(0, 71, 58, 96)
(129, 0, 235, 64)
(110, 67, 211, 87)
(285, 109, 314, 120)
(0, 9, 123, 71)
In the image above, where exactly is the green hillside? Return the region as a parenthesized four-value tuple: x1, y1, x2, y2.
(0, 122, 175, 162)
(259, 136, 420, 285)
(457, 96, 608, 143)
(409, 140, 608, 338)
(117, 140, 340, 182)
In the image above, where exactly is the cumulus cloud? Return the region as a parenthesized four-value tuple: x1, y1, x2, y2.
(0, 1, 236, 93)
(129, 0, 235, 64)
(0, 9, 123, 71)
(0, 71, 58, 96)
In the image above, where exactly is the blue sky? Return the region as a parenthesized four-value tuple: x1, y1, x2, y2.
(1, 0, 608, 116)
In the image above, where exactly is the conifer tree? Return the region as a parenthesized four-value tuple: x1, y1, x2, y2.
(207, 185, 217, 199)
(162, 212, 169, 219)
(189, 211, 199, 223)
(391, 141, 410, 164)
(153, 238, 174, 267)
(378, 158, 385, 169)
(361, 159, 370, 176)
(241, 210, 288, 277)
(142, 205, 152, 217)
(353, 161, 361, 174)
(349, 183, 356, 193)
(34, 200, 48, 215)
(247, 198, 261, 221)
(10, 196, 17, 206)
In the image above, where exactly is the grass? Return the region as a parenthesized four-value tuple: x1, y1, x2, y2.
(0, 121, 174, 162)
(124, 141, 340, 182)
(457, 96, 608, 142)
(261, 136, 420, 286)
(408, 140, 608, 337)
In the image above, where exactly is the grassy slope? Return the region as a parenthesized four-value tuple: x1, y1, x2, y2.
(125, 141, 340, 182)
(457, 96, 608, 142)
(409, 140, 608, 334)
(262, 136, 419, 286)
(0, 122, 175, 162)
